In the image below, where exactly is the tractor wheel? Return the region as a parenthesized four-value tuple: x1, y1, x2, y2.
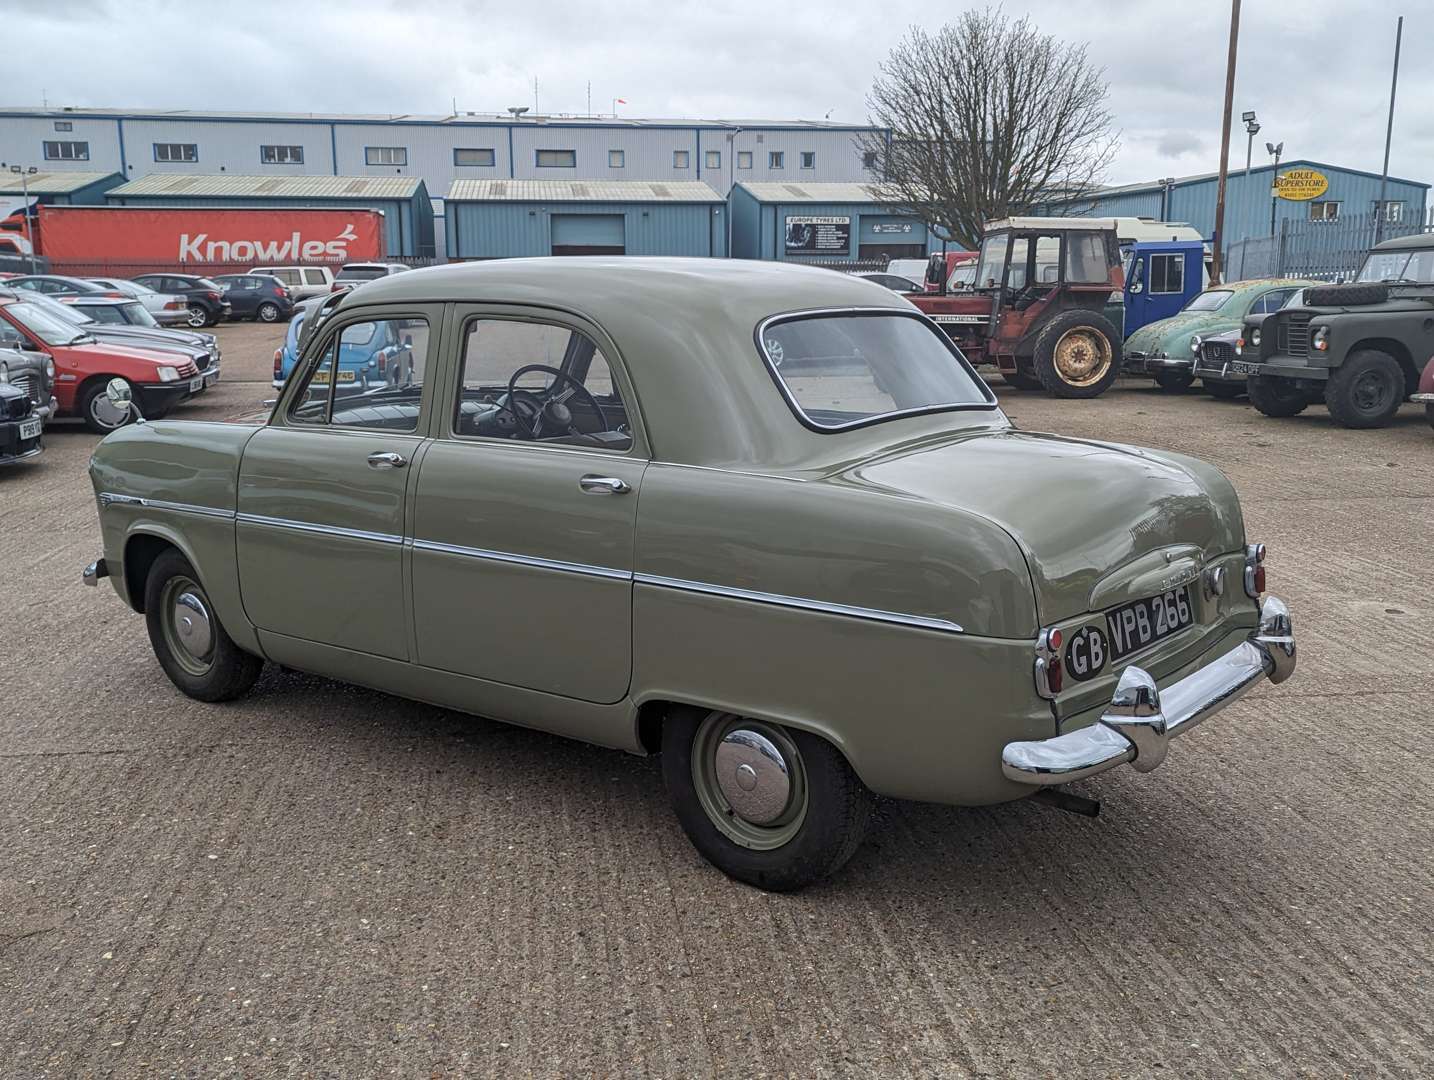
(1033, 310, 1122, 399)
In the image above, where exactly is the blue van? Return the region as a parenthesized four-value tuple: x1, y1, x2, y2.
(1116, 239, 1207, 337)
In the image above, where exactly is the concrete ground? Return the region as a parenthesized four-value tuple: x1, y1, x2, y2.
(2, 318, 1431, 1078)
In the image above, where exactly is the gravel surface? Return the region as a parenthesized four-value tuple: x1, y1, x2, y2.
(2, 318, 1431, 1077)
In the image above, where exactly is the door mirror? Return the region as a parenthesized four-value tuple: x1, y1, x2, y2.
(105, 377, 132, 405)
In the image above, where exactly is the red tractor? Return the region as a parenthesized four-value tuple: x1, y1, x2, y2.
(910, 218, 1124, 398)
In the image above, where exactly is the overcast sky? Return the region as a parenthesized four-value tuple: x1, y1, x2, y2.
(16, 0, 1429, 186)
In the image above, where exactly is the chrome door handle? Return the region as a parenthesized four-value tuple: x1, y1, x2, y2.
(367, 451, 407, 469)
(579, 474, 630, 494)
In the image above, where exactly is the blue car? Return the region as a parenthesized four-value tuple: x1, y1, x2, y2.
(271, 299, 416, 392)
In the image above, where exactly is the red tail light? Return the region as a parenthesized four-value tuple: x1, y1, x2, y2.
(276, 285, 289, 298)
(206, 291, 221, 301)
(1046, 655, 1063, 694)
(1245, 543, 1266, 597)
(273, 348, 283, 378)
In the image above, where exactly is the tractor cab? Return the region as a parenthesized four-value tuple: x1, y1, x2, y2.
(912, 217, 1125, 397)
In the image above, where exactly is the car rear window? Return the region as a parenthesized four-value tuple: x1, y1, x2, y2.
(758, 311, 995, 431)
(337, 266, 387, 281)
(1183, 290, 1233, 313)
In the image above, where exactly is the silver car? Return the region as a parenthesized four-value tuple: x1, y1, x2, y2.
(86, 278, 190, 326)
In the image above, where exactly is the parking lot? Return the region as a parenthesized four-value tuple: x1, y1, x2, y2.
(2, 318, 1431, 1077)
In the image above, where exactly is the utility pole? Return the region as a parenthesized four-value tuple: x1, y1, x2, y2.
(1210, 0, 1241, 285)
(1374, 15, 1403, 244)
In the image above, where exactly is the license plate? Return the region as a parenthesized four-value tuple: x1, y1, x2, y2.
(18, 417, 41, 440)
(1106, 585, 1194, 663)
(1229, 361, 1262, 375)
(311, 370, 357, 385)
(204, 369, 220, 386)
(188, 376, 204, 393)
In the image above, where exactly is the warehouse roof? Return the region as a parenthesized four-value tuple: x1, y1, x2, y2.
(446, 179, 724, 203)
(107, 174, 425, 199)
(0, 170, 121, 195)
(0, 106, 874, 131)
(735, 182, 902, 203)
(1089, 159, 1429, 197)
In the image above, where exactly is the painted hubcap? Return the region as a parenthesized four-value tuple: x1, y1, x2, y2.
(1052, 328, 1112, 386)
(692, 713, 808, 850)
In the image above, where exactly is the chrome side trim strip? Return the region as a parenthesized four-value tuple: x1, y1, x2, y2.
(635, 573, 964, 634)
(411, 538, 632, 581)
(98, 492, 236, 520)
(236, 512, 402, 547)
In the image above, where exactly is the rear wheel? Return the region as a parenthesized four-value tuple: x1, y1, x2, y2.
(144, 549, 262, 702)
(1033, 310, 1122, 398)
(1207, 382, 1245, 400)
(662, 709, 874, 892)
(1153, 368, 1196, 393)
(1247, 374, 1310, 418)
(186, 303, 208, 328)
(1324, 350, 1405, 429)
(256, 301, 281, 323)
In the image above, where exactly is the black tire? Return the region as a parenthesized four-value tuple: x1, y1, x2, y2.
(1207, 382, 1245, 400)
(1247, 374, 1310, 418)
(1324, 349, 1406, 429)
(1426, 402, 1434, 431)
(77, 378, 134, 435)
(256, 301, 281, 323)
(186, 303, 208, 328)
(1032, 310, 1122, 398)
(662, 709, 874, 892)
(1003, 366, 1043, 391)
(143, 549, 262, 703)
(1153, 368, 1196, 393)
(1306, 282, 1388, 307)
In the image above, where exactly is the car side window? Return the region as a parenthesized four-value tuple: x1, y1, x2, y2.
(304, 269, 327, 285)
(286, 316, 431, 432)
(1150, 253, 1185, 295)
(453, 318, 633, 451)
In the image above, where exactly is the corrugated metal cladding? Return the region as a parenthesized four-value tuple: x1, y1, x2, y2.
(728, 182, 943, 262)
(1052, 159, 1429, 254)
(105, 175, 435, 257)
(0, 170, 124, 204)
(446, 180, 726, 259)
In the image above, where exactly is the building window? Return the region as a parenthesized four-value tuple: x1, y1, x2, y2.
(800, 151, 816, 169)
(673, 150, 690, 169)
(536, 149, 576, 168)
(365, 146, 408, 167)
(54, 121, 73, 132)
(154, 143, 198, 163)
(608, 149, 625, 168)
(705, 150, 721, 170)
(1309, 200, 1341, 222)
(453, 147, 496, 167)
(737, 151, 753, 170)
(769, 151, 784, 169)
(43, 140, 89, 161)
(1379, 200, 1404, 223)
(862, 151, 879, 169)
(261, 144, 304, 165)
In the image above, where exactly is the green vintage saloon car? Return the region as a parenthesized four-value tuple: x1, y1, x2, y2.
(83, 259, 1297, 891)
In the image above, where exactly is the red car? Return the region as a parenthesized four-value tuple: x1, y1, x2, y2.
(1415, 355, 1434, 431)
(0, 296, 208, 434)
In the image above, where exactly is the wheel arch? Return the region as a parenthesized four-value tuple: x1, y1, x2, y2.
(632, 696, 858, 773)
(120, 527, 188, 613)
(1347, 338, 1418, 391)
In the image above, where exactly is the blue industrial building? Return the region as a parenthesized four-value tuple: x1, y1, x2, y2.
(1050, 160, 1429, 254)
(104, 174, 436, 257)
(728, 183, 943, 264)
(445, 180, 726, 259)
(0, 169, 124, 206)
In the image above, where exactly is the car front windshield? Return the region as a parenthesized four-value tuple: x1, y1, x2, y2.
(1280, 290, 1307, 309)
(5, 301, 91, 345)
(759, 312, 994, 430)
(1183, 290, 1234, 313)
(120, 301, 159, 326)
(972, 234, 1007, 290)
(1356, 248, 1434, 284)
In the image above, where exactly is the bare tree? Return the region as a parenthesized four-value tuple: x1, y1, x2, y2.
(859, 10, 1117, 249)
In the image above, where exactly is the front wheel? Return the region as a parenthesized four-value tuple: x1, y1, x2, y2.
(1153, 368, 1196, 393)
(144, 549, 262, 702)
(662, 710, 874, 892)
(1207, 382, 1245, 400)
(1324, 350, 1405, 429)
(1247, 374, 1310, 418)
(256, 301, 281, 323)
(1426, 402, 1434, 431)
(1032, 310, 1122, 398)
(78, 378, 134, 435)
(186, 303, 209, 328)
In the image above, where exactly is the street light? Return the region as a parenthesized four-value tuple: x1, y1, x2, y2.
(7, 165, 38, 272)
(1266, 141, 1284, 237)
(1241, 111, 1261, 175)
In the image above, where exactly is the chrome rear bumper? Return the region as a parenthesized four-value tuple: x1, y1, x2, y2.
(1002, 596, 1295, 785)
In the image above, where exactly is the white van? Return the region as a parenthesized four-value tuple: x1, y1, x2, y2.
(250, 266, 335, 302)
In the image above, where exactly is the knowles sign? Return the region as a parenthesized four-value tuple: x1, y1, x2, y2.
(36, 206, 386, 269)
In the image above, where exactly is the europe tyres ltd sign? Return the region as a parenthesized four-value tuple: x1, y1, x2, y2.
(36, 206, 385, 267)
(785, 215, 851, 254)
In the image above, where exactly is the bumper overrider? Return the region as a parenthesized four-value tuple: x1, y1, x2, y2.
(1002, 595, 1295, 785)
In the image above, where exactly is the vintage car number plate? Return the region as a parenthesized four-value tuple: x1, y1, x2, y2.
(311, 370, 357, 385)
(1107, 585, 1193, 662)
(1229, 361, 1262, 375)
(18, 417, 41, 440)
(187, 376, 204, 393)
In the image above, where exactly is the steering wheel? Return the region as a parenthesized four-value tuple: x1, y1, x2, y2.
(499, 364, 609, 440)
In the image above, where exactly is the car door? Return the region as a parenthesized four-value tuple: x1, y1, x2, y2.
(409, 306, 647, 704)
(224, 277, 256, 317)
(235, 303, 443, 660)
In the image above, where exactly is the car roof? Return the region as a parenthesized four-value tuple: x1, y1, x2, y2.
(67, 296, 132, 305)
(336, 257, 999, 469)
(1370, 233, 1434, 253)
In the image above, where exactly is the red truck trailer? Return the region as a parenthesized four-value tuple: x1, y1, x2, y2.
(22, 206, 385, 277)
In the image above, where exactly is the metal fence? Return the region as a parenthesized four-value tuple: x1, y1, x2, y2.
(1227, 208, 1434, 283)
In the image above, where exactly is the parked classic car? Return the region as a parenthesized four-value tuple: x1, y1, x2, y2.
(270, 296, 415, 391)
(1191, 290, 1309, 399)
(83, 259, 1297, 890)
(0, 337, 57, 424)
(1123, 279, 1313, 392)
(0, 347, 47, 464)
